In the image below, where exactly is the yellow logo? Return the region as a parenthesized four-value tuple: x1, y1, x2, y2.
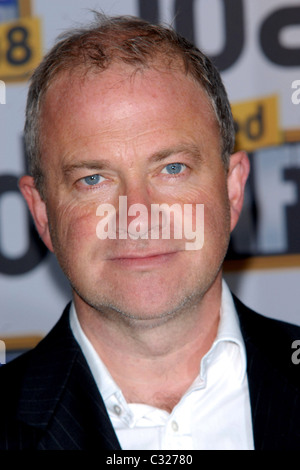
(232, 94, 283, 152)
(0, 0, 42, 82)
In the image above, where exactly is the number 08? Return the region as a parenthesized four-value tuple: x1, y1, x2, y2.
(6, 25, 31, 66)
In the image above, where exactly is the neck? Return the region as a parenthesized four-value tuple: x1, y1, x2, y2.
(74, 278, 222, 411)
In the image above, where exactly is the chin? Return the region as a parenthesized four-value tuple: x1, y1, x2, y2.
(89, 287, 198, 327)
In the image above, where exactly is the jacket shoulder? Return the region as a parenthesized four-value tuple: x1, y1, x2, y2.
(234, 295, 300, 388)
(234, 295, 300, 340)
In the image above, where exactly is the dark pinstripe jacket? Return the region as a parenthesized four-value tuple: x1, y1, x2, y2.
(0, 298, 300, 450)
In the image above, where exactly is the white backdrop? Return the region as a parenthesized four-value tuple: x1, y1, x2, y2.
(1, 0, 300, 343)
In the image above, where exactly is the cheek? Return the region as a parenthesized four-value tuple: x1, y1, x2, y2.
(47, 199, 99, 253)
(186, 181, 230, 228)
(204, 193, 231, 253)
(191, 180, 231, 248)
(161, 178, 230, 247)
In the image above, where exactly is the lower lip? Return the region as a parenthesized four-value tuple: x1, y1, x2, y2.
(109, 252, 178, 269)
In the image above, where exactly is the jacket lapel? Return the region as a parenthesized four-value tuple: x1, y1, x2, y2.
(17, 305, 121, 450)
(16, 298, 300, 450)
(234, 296, 300, 450)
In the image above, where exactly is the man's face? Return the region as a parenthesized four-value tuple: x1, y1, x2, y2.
(26, 63, 244, 323)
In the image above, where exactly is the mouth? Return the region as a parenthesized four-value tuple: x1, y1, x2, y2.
(108, 251, 180, 269)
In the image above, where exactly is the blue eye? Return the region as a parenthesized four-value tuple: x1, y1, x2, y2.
(162, 163, 186, 175)
(82, 174, 103, 186)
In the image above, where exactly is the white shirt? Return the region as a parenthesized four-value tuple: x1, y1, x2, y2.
(69, 280, 254, 450)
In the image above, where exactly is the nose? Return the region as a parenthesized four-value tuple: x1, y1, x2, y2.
(117, 181, 155, 240)
(124, 180, 152, 208)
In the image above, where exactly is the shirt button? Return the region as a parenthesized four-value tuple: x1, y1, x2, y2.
(114, 405, 122, 416)
(171, 420, 179, 432)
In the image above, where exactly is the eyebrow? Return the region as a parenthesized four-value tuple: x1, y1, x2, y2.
(148, 143, 202, 165)
(61, 143, 202, 176)
(62, 159, 114, 176)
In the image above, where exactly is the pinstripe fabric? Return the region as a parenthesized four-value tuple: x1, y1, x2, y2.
(0, 299, 300, 449)
(234, 296, 300, 450)
(0, 305, 121, 450)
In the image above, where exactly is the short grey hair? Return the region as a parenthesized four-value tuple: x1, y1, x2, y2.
(24, 13, 235, 197)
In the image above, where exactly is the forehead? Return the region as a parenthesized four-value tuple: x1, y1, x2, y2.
(39, 62, 219, 156)
(42, 60, 215, 114)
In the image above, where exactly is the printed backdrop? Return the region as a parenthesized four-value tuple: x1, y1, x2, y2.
(1, 0, 300, 353)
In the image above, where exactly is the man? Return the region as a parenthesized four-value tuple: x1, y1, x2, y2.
(0, 14, 299, 450)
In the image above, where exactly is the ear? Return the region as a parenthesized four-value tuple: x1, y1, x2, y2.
(227, 151, 250, 232)
(18, 175, 54, 252)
